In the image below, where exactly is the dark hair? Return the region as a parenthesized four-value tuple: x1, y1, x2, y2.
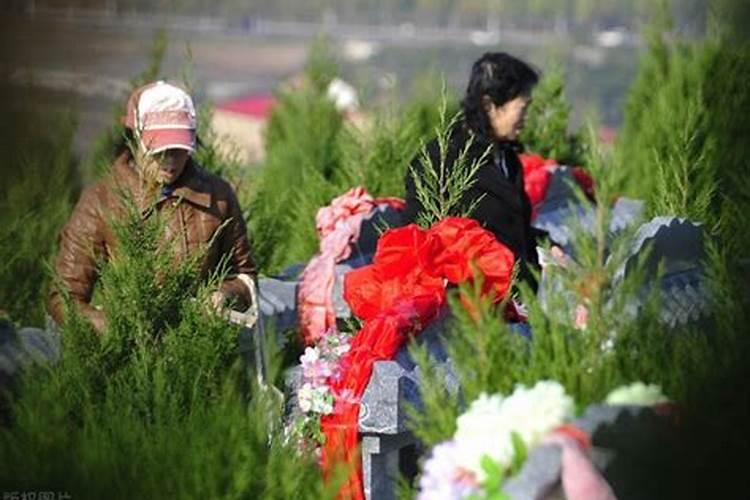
(462, 52, 539, 142)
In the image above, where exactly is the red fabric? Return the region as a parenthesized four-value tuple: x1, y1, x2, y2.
(520, 153, 558, 211)
(323, 217, 515, 499)
(519, 153, 597, 220)
(373, 196, 406, 211)
(343, 225, 444, 321)
(572, 167, 596, 200)
(322, 295, 444, 500)
(298, 187, 405, 345)
(427, 218, 515, 301)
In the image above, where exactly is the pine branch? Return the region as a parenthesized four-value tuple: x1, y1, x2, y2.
(411, 91, 490, 228)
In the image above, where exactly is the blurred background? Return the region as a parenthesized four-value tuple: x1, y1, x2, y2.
(0, 0, 716, 162)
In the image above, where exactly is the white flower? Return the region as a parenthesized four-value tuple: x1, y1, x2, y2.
(500, 380, 575, 447)
(452, 382, 574, 479)
(453, 393, 513, 479)
(298, 382, 315, 413)
(297, 382, 334, 415)
(606, 382, 669, 406)
(333, 342, 351, 357)
(300, 345, 320, 365)
(418, 440, 479, 500)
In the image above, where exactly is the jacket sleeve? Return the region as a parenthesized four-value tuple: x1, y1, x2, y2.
(48, 185, 107, 333)
(218, 185, 257, 311)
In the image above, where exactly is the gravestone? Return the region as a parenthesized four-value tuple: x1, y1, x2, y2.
(538, 216, 711, 329)
(531, 167, 644, 253)
(0, 319, 60, 382)
(613, 216, 710, 328)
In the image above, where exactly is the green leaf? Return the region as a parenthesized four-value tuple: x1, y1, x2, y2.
(510, 432, 528, 475)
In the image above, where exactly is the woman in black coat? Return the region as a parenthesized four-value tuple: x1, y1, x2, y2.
(403, 52, 542, 289)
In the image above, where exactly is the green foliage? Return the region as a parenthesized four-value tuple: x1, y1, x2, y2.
(406, 128, 714, 459)
(248, 85, 346, 273)
(520, 64, 586, 166)
(710, 0, 750, 42)
(337, 105, 433, 202)
(465, 455, 510, 500)
(0, 196, 330, 499)
(304, 37, 340, 93)
(618, 36, 720, 221)
(615, 11, 750, 253)
(616, 3, 672, 173)
(698, 40, 750, 254)
(0, 90, 79, 327)
(248, 43, 446, 274)
(410, 95, 490, 228)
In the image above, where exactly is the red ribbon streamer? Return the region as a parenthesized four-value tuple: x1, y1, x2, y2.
(321, 217, 515, 499)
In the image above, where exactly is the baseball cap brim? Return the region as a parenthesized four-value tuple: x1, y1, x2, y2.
(141, 128, 196, 155)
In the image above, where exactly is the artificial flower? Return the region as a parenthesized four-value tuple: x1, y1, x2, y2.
(300, 346, 334, 384)
(418, 440, 480, 500)
(298, 382, 334, 414)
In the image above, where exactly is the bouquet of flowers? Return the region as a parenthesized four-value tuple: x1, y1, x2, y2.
(418, 381, 669, 500)
(288, 329, 352, 451)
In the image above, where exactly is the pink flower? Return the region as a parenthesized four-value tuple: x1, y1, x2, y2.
(319, 330, 352, 358)
(418, 440, 480, 500)
(331, 388, 360, 415)
(300, 346, 333, 384)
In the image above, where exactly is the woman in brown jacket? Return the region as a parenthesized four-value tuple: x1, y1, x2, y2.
(48, 81, 256, 333)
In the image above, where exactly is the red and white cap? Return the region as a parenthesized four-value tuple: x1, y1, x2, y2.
(122, 81, 197, 155)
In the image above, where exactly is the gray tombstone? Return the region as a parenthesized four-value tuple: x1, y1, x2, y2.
(611, 216, 710, 328)
(533, 196, 644, 254)
(257, 277, 299, 334)
(347, 204, 404, 266)
(0, 319, 61, 393)
(531, 167, 644, 253)
(538, 215, 711, 330)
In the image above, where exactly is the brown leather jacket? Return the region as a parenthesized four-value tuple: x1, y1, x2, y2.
(48, 152, 257, 332)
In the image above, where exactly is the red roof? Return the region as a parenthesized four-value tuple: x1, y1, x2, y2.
(216, 94, 276, 119)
